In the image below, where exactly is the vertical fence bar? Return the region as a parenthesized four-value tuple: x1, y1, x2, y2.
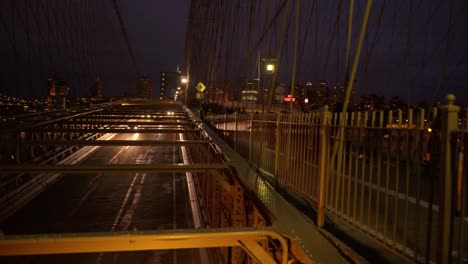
(308, 113, 315, 199)
(284, 113, 293, 190)
(257, 114, 266, 170)
(341, 112, 348, 216)
(384, 111, 393, 241)
(332, 112, 341, 213)
(374, 110, 383, 238)
(249, 114, 253, 164)
(392, 110, 402, 246)
(352, 112, 359, 223)
(402, 109, 413, 250)
(346, 112, 353, 220)
(413, 108, 424, 259)
(359, 112, 368, 228)
(367, 111, 376, 232)
(234, 112, 238, 151)
(328, 113, 336, 212)
(317, 106, 330, 228)
(294, 114, 300, 193)
(300, 114, 308, 197)
(438, 94, 460, 264)
(457, 135, 465, 264)
(274, 114, 281, 189)
(291, 115, 298, 190)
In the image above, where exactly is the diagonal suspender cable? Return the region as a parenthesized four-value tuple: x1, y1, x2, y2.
(110, 0, 138, 73)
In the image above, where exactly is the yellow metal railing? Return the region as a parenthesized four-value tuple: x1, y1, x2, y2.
(0, 230, 289, 264)
(204, 95, 468, 263)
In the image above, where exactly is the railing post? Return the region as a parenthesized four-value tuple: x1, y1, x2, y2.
(234, 112, 238, 151)
(438, 94, 460, 264)
(249, 113, 253, 164)
(274, 113, 281, 189)
(317, 106, 330, 228)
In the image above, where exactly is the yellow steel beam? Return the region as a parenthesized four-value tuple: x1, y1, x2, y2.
(0, 164, 228, 174)
(239, 239, 276, 264)
(14, 140, 210, 146)
(61, 121, 193, 126)
(28, 128, 199, 133)
(0, 230, 288, 264)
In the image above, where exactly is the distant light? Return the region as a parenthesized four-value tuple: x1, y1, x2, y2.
(284, 95, 296, 102)
(428, 128, 432, 133)
(266, 64, 275, 73)
(181, 77, 188, 84)
(304, 98, 309, 103)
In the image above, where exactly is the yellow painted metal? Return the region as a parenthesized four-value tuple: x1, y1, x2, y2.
(344, 0, 354, 84)
(342, 0, 373, 112)
(240, 239, 276, 264)
(249, 113, 254, 164)
(359, 112, 368, 226)
(317, 106, 330, 228)
(289, 0, 300, 113)
(366, 111, 375, 230)
(231, 182, 247, 263)
(383, 111, 392, 239)
(375, 111, 383, 235)
(275, 114, 283, 188)
(0, 230, 288, 264)
(0, 164, 228, 174)
(402, 109, 413, 249)
(438, 94, 460, 264)
(209, 170, 233, 194)
(354, 113, 360, 223)
(32, 128, 198, 133)
(204, 93, 468, 262)
(15, 139, 210, 146)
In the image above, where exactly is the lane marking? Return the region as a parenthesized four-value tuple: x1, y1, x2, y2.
(179, 133, 202, 228)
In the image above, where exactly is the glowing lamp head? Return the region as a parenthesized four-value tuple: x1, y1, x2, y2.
(266, 64, 275, 73)
(181, 77, 188, 84)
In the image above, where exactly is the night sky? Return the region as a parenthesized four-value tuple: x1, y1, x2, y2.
(0, 1, 189, 99)
(0, 1, 467, 105)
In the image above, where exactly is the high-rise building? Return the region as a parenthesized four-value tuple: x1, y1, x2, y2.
(90, 78, 103, 99)
(137, 74, 154, 99)
(240, 79, 259, 101)
(160, 71, 181, 100)
(46, 75, 70, 109)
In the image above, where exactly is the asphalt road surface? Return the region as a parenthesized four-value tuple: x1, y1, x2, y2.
(0, 122, 201, 263)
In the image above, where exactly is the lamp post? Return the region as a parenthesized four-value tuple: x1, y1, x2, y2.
(265, 62, 275, 74)
(262, 58, 277, 113)
(181, 76, 189, 105)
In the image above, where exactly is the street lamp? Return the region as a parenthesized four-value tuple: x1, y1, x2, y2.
(181, 76, 189, 105)
(261, 58, 277, 112)
(266, 63, 275, 74)
(263, 58, 277, 75)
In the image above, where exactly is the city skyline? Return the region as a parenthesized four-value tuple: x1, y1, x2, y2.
(0, 1, 466, 104)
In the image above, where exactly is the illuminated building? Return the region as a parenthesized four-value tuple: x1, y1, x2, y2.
(46, 75, 70, 109)
(241, 79, 260, 101)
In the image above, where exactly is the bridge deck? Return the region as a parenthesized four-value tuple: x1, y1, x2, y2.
(186, 107, 351, 263)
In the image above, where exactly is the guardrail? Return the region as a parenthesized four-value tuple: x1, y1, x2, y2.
(204, 94, 467, 263)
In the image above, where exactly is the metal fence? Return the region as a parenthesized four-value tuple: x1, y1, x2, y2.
(204, 95, 468, 263)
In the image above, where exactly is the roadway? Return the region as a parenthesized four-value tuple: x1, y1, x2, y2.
(0, 108, 201, 263)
